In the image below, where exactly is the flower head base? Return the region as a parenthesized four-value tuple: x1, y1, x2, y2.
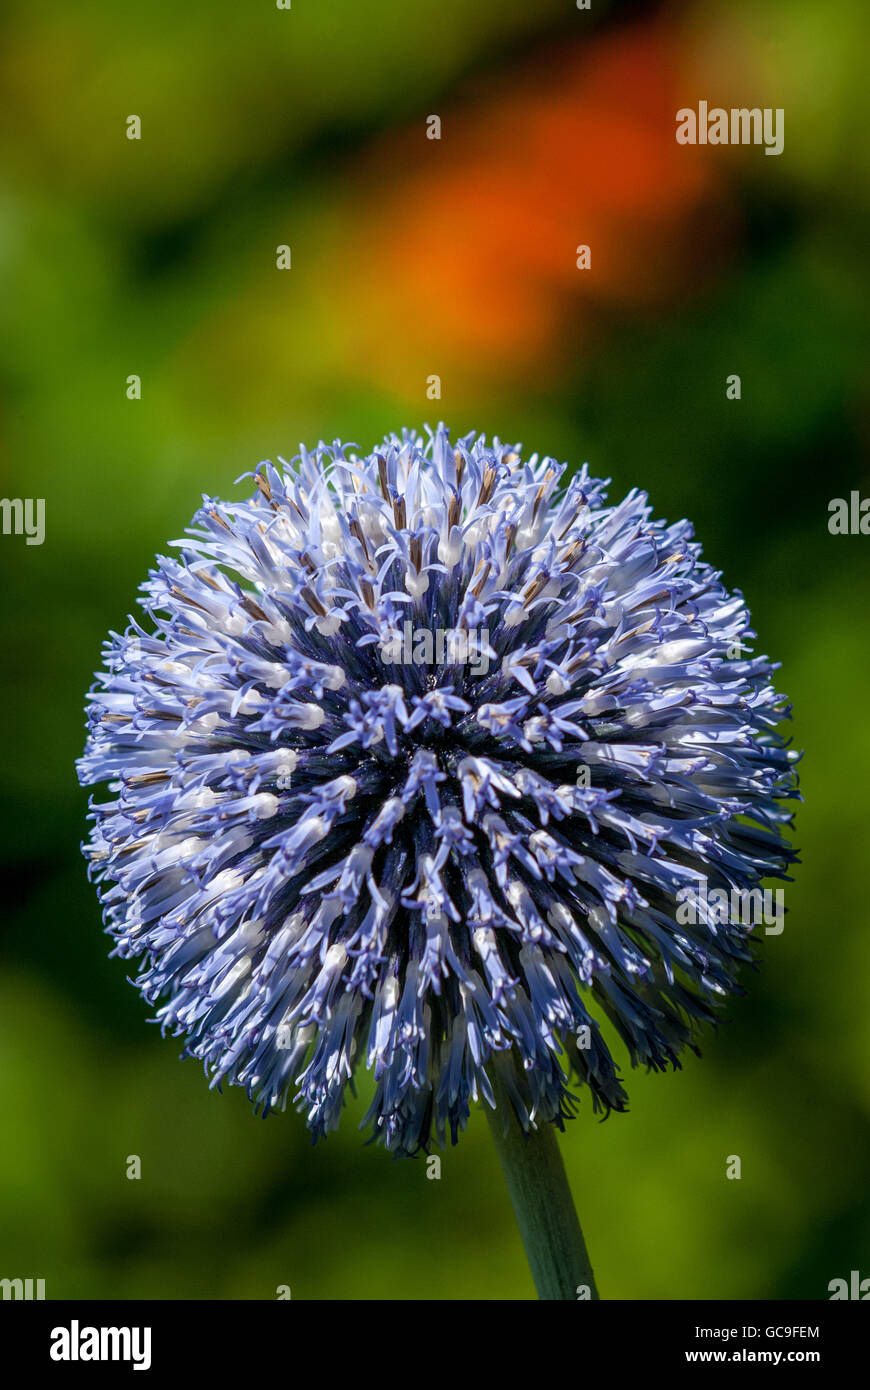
(78, 427, 799, 1154)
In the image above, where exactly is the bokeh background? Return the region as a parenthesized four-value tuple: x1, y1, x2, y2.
(1, 0, 868, 1300)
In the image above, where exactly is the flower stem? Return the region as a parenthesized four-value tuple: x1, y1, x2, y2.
(485, 1060, 600, 1301)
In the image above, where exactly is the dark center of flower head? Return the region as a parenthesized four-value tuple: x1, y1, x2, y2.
(78, 425, 799, 1154)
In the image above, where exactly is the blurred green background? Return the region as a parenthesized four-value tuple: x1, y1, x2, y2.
(0, 0, 868, 1299)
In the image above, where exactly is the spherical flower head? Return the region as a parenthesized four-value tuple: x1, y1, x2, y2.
(78, 426, 799, 1154)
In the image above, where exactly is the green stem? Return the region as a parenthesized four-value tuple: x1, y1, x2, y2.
(485, 1059, 599, 1301)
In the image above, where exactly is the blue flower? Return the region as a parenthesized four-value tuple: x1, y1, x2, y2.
(78, 426, 799, 1154)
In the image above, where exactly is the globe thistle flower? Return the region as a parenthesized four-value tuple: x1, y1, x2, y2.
(78, 426, 798, 1162)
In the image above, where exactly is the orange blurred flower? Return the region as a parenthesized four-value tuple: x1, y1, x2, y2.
(339, 22, 733, 398)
